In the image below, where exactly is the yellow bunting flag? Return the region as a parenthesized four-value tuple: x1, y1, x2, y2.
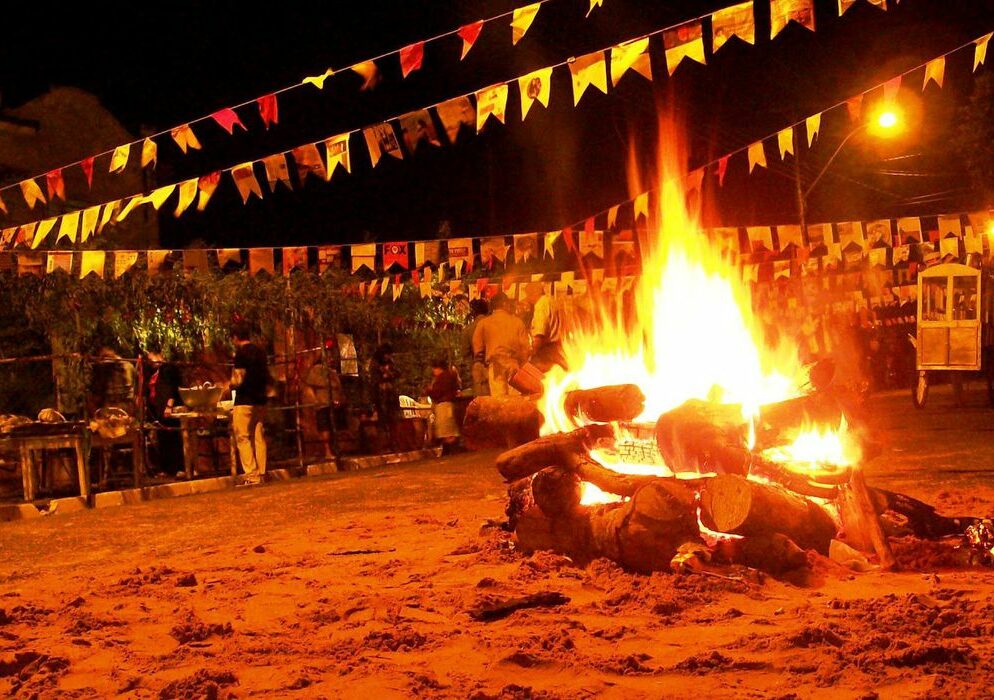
(746, 226, 773, 253)
(141, 137, 158, 168)
(113, 252, 138, 278)
(170, 124, 202, 153)
(231, 163, 263, 203)
(587, 0, 603, 16)
(610, 37, 651, 85)
(146, 250, 170, 275)
(46, 252, 72, 275)
(109, 143, 130, 173)
(510, 3, 540, 45)
(197, 172, 221, 211)
(663, 21, 706, 75)
(147, 184, 176, 210)
(175, 178, 198, 217)
(712, 1, 754, 52)
(350, 61, 380, 90)
(302, 68, 334, 89)
(569, 51, 608, 105)
(975, 33, 992, 72)
(116, 196, 143, 223)
(350, 243, 376, 273)
(777, 127, 795, 159)
(56, 211, 80, 244)
(634, 192, 649, 221)
(31, 219, 55, 249)
(839, 0, 884, 14)
(544, 230, 561, 258)
(415, 241, 441, 267)
(98, 201, 119, 233)
(806, 113, 821, 146)
(923, 57, 945, 89)
(20, 179, 46, 209)
(770, 0, 815, 38)
(748, 141, 767, 172)
(324, 133, 352, 176)
(292, 143, 327, 183)
(518, 67, 553, 120)
(777, 225, 804, 250)
(80, 251, 105, 278)
(476, 83, 509, 131)
(81, 206, 99, 242)
(262, 154, 292, 192)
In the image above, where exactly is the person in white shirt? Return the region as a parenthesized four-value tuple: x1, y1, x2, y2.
(524, 281, 567, 371)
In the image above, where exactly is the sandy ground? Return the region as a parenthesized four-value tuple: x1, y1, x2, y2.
(2, 386, 994, 699)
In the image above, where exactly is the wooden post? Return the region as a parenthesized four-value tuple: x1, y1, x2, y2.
(839, 469, 897, 570)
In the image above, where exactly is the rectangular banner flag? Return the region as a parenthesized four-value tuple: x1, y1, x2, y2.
(147, 250, 170, 275)
(350, 243, 376, 273)
(480, 236, 509, 266)
(711, 227, 741, 254)
(231, 162, 263, 203)
(712, 1, 755, 52)
(518, 67, 553, 120)
(80, 251, 105, 279)
(249, 248, 275, 276)
(383, 241, 410, 270)
(476, 84, 509, 131)
(46, 252, 73, 275)
(282, 247, 308, 274)
(317, 246, 342, 273)
(435, 96, 475, 143)
(776, 225, 803, 250)
(217, 249, 243, 269)
(415, 240, 442, 268)
(579, 229, 604, 259)
(399, 110, 441, 153)
(837, 221, 866, 251)
(113, 252, 138, 279)
(770, 0, 815, 38)
(324, 133, 352, 177)
(896, 217, 922, 244)
(446, 238, 474, 271)
(866, 220, 893, 247)
(610, 37, 652, 85)
(938, 215, 963, 239)
(513, 233, 539, 263)
(570, 51, 609, 105)
(663, 21, 706, 75)
(363, 124, 403, 167)
(746, 226, 773, 253)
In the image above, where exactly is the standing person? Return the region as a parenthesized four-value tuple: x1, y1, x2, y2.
(145, 344, 183, 477)
(230, 321, 270, 485)
(463, 299, 490, 397)
(88, 345, 138, 416)
(370, 344, 401, 451)
(524, 281, 567, 371)
(472, 293, 531, 397)
(426, 358, 461, 454)
(303, 343, 346, 460)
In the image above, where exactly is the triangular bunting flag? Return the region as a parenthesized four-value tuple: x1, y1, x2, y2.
(175, 178, 198, 217)
(141, 138, 158, 169)
(324, 133, 352, 177)
(663, 21, 706, 75)
(98, 201, 119, 233)
(363, 124, 403, 167)
(976, 33, 992, 72)
(80, 251, 105, 279)
(712, 1, 755, 52)
(113, 252, 138, 278)
(383, 241, 410, 270)
(518, 67, 553, 120)
(57, 212, 79, 244)
(607, 205, 619, 229)
(171, 124, 202, 153)
(46, 169, 65, 201)
(923, 57, 945, 90)
(544, 230, 561, 258)
(147, 250, 170, 275)
(399, 42, 424, 78)
(458, 21, 484, 59)
(476, 84, 509, 131)
(846, 94, 863, 121)
(109, 144, 130, 173)
(770, 0, 815, 38)
(717, 156, 730, 185)
(197, 172, 221, 211)
(81, 206, 99, 242)
(231, 162, 263, 203)
(262, 154, 293, 192)
(777, 127, 795, 159)
(257, 94, 279, 128)
(302, 69, 334, 89)
(282, 246, 308, 275)
(81, 157, 94, 188)
(806, 113, 821, 146)
(883, 76, 901, 101)
(20, 179, 46, 209)
(211, 107, 246, 134)
(292, 143, 328, 183)
(31, 219, 54, 249)
(511, 3, 540, 45)
(610, 37, 652, 85)
(570, 51, 608, 105)
(147, 184, 176, 210)
(217, 249, 243, 268)
(350, 60, 381, 90)
(748, 141, 767, 172)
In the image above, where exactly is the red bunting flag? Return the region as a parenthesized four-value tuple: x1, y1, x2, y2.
(211, 108, 247, 134)
(400, 42, 424, 78)
(717, 156, 730, 185)
(46, 169, 65, 201)
(257, 94, 279, 128)
(197, 171, 221, 211)
(383, 242, 410, 270)
(81, 157, 95, 188)
(458, 21, 484, 60)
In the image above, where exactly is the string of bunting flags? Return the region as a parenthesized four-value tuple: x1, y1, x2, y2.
(0, 0, 921, 249)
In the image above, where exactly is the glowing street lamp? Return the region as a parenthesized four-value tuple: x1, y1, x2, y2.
(876, 110, 899, 130)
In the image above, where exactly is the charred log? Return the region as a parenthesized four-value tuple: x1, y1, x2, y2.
(562, 384, 646, 423)
(463, 396, 543, 450)
(495, 424, 613, 481)
(531, 467, 583, 518)
(871, 488, 981, 539)
(724, 533, 809, 576)
(654, 400, 750, 475)
(506, 477, 536, 530)
(837, 470, 896, 570)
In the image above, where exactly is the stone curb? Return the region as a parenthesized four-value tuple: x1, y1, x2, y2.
(0, 448, 441, 522)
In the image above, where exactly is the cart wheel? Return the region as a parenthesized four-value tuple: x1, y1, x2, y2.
(912, 371, 929, 409)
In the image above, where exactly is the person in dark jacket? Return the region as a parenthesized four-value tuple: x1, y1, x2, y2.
(145, 344, 183, 477)
(230, 321, 270, 485)
(370, 344, 401, 451)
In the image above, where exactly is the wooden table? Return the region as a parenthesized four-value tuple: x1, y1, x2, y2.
(172, 409, 236, 479)
(0, 432, 90, 502)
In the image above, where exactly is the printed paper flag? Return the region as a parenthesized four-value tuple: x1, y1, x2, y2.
(837, 221, 866, 251)
(383, 242, 410, 270)
(514, 233, 539, 262)
(116, 196, 143, 223)
(198, 172, 221, 211)
(570, 51, 608, 105)
(98, 201, 119, 233)
(211, 107, 246, 134)
(882, 76, 901, 102)
(350, 61, 381, 90)
(897, 217, 922, 243)
(217, 249, 242, 268)
(663, 20, 705, 75)
(544, 230, 561, 258)
(262, 153, 293, 191)
(774, 260, 791, 280)
(892, 245, 911, 265)
(80, 251, 105, 278)
(923, 57, 945, 90)
(113, 252, 138, 278)
(292, 143, 327, 183)
(81, 206, 99, 242)
(231, 162, 263, 203)
(175, 178, 198, 217)
(610, 37, 651, 85)
(518, 67, 553, 120)
(20, 179, 46, 209)
(587, 0, 603, 16)
(81, 157, 94, 187)
(351, 243, 376, 273)
(938, 215, 962, 239)
(480, 236, 509, 266)
(940, 236, 959, 259)
(806, 113, 821, 146)
(435, 96, 476, 143)
(580, 230, 604, 259)
(303, 69, 334, 89)
(846, 94, 863, 122)
(182, 249, 209, 274)
(746, 226, 773, 252)
(141, 138, 157, 169)
(109, 144, 130, 173)
(147, 184, 175, 210)
(147, 250, 170, 275)
(712, 1, 755, 52)
(316, 246, 342, 273)
(257, 94, 279, 128)
(607, 205, 619, 229)
(446, 238, 474, 271)
(976, 33, 992, 72)
(458, 21, 484, 60)
(46, 169, 65, 201)
(399, 110, 440, 153)
(634, 192, 649, 221)
(747, 141, 767, 172)
(400, 42, 424, 78)
(282, 247, 307, 274)
(866, 220, 892, 247)
(712, 227, 741, 254)
(363, 124, 403, 167)
(777, 225, 803, 250)
(171, 124, 202, 153)
(324, 133, 352, 176)
(249, 248, 275, 276)
(46, 252, 72, 275)
(511, 3, 540, 45)
(777, 127, 795, 159)
(57, 211, 80, 244)
(770, 0, 815, 38)
(717, 156, 729, 185)
(476, 84, 509, 131)
(22, 222, 41, 250)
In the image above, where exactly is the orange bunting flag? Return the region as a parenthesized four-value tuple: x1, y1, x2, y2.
(923, 57, 945, 90)
(777, 225, 804, 250)
(147, 250, 170, 275)
(510, 3, 540, 45)
(746, 226, 773, 253)
(109, 144, 130, 173)
(717, 155, 730, 185)
(458, 21, 484, 59)
(282, 247, 307, 275)
(610, 37, 652, 85)
(777, 127, 795, 159)
(712, 1, 755, 52)
(883, 76, 901, 101)
(663, 21, 706, 75)
(846, 94, 862, 121)
(197, 172, 221, 211)
(806, 113, 821, 146)
(350, 61, 381, 90)
(20, 179, 46, 209)
(80, 251, 105, 279)
(175, 178, 198, 217)
(257, 94, 279, 128)
(98, 201, 119, 233)
(436, 96, 475, 143)
(211, 107, 246, 134)
(400, 42, 424, 78)
(292, 143, 327, 182)
(81, 206, 99, 242)
(569, 51, 608, 105)
(231, 162, 263, 203)
(447, 238, 474, 271)
(171, 124, 201, 153)
(476, 84, 509, 131)
(262, 154, 293, 192)
(587, 0, 604, 16)
(32, 219, 56, 249)
(976, 33, 992, 72)
(634, 192, 649, 221)
(141, 138, 157, 169)
(302, 68, 334, 89)
(518, 67, 552, 120)
(81, 156, 95, 188)
(249, 248, 274, 276)
(147, 184, 175, 210)
(46, 169, 65, 201)
(324, 134, 352, 176)
(57, 211, 79, 244)
(363, 124, 402, 167)
(116, 196, 143, 223)
(748, 141, 767, 172)
(607, 205, 619, 229)
(350, 243, 376, 273)
(113, 252, 138, 278)
(839, 0, 884, 14)
(770, 0, 815, 38)
(0, 194, 8, 216)
(217, 249, 243, 268)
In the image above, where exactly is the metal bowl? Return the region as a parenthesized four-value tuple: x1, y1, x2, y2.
(179, 386, 224, 410)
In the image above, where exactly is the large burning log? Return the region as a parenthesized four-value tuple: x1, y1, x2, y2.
(654, 399, 751, 475)
(699, 474, 837, 554)
(462, 396, 543, 450)
(530, 466, 582, 517)
(562, 384, 645, 423)
(495, 424, 613, 481)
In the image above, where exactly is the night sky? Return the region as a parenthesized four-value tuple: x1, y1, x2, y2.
(2, 0, 993, 249)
